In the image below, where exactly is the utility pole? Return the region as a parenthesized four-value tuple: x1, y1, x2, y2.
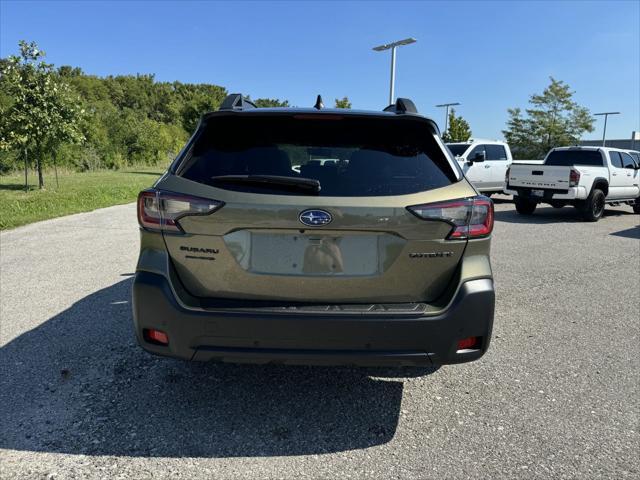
(594, 112, 620, 146)
(372, 38, 417, 105)
(436, 102, 461, 138)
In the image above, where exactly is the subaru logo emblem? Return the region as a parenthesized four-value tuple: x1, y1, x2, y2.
(299, 209, 332, 227)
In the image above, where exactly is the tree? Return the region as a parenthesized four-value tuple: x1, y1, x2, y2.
(0, 41, 84, 188)
(253, 98, 290, 108)
(502, 77, 595, 159)
(442, 108, 472, 142)
(174, 82, 227, 133)
(334, 97, 351, 109)
(2, 41, 346, 176)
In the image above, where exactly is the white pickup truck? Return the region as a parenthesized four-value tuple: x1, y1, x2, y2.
(446, 139, 513, 195)
(504, 146, 640, 221)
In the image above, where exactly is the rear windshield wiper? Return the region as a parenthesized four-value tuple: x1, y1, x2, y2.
(210, 175, 321, 194)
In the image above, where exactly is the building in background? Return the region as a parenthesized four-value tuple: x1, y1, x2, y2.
(579, 132, 640, 150)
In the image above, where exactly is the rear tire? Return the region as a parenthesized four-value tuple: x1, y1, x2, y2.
(550, 201, 564, 209)
(514, 197, 537, 215)
(581, 188, 605, 222)
(633, 200, 640, 214)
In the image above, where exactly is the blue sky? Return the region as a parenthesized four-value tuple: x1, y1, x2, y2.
(1, 0, 638, 140)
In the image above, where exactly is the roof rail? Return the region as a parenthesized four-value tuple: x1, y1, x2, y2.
(219, 93, 257, 111)
(383, 97, 418, 114)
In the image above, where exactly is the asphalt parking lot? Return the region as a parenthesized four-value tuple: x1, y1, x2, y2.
(1, 196, 638, 479)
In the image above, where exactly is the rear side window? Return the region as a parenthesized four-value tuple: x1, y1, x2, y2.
(485, 145, 508, 160)
(629, 152, 640, 165)
(177, 115, 457, 196)
(609, 152, 623, 168)
(545, 150, 604, 167)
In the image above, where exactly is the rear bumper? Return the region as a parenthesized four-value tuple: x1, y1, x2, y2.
(504, 186, 584, 200)
(132, 272, 495, 367)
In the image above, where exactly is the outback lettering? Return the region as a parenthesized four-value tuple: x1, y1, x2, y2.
(409, 252, 454, 258)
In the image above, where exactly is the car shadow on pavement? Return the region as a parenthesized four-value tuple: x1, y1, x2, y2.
(0, 278, 438, 458)
(488, 196, 512, 205)
(609, 225, 640, 239)
(494, 206, 636, 224)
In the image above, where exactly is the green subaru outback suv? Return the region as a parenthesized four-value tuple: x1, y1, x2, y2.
(133, 94, 495, 367)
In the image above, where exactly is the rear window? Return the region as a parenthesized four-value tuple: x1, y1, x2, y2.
(486, 144, 508, 160)
(177, 114, 457, 196)
(545, 150, 604, 167)
(609, 151, 623, 168)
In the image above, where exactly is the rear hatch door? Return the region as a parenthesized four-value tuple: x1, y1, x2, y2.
(159, 111, 472, 304)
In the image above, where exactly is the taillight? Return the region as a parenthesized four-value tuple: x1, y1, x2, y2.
(569, 169, 580, 187)
(407, 196, 494, 239)
(505, 166, 511, 184)
(137, 189, 223, 233)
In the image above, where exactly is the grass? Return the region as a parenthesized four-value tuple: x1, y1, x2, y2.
(0, 167, 164, 230)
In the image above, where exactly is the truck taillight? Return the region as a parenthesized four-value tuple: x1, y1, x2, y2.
(137, 189, 223, 233)
(569, 169, 580, 187)
(407, 196, 494, 239)
(505, 166, 510, 184)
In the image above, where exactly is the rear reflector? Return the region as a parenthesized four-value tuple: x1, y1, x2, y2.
(457, 336, 481, 351)
(144, 329, 169, 346)
(407, 196, 494, 239)
(137, 189, 223, 233)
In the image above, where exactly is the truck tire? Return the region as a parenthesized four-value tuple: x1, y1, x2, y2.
(550, 201, 564, 209)
(633, 199, 640, 214)
(581, 188, 605, 222)
(514, 197, 537, 215)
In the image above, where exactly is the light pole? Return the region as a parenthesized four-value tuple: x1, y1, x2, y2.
(436, 102, 460, 138)
(372, 38, 417, 105)
(594, 112, 620, 146)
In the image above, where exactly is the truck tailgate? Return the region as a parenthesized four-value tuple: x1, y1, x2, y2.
(508, 165, 570, 190)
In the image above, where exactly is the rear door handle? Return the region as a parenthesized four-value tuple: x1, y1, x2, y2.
(612, 173, 618, 176)
(484, 165, 491, 168)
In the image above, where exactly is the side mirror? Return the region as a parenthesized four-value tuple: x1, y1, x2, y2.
(473, 151, 486, 163)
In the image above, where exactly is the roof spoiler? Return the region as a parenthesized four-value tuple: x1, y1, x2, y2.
(383, 98, 418, 114)
(219, 93, 257, 111)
